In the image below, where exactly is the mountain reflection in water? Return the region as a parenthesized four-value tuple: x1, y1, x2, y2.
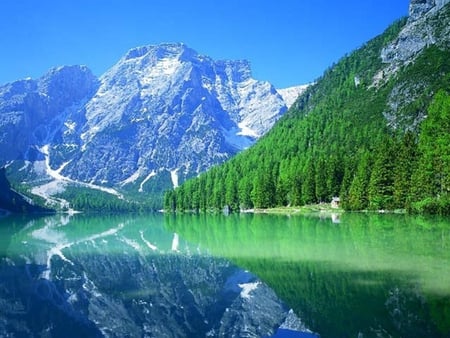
(0, 214, 316, 337)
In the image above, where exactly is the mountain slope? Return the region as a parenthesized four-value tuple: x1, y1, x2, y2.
(0, 65, 99, 165)
(0, 168, 53, 214)
(0, 44, 295, 210)
(166, 0, 450, 214)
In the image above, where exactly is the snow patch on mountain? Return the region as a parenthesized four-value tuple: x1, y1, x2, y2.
(139, 171, 157, 192)
(277, 84, 310, 108)
(171, 169, 179, 188)
(34, 144, 123, 201)
(224, 126, 254, 151)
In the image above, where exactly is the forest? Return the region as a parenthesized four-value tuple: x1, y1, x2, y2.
(165, 16, 450, 215)
(0, 168, 53, 213)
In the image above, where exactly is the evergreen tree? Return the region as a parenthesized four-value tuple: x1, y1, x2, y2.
(288, 158, 303, 206)
(205, 169, 215, 209)
(251, 167, 275, 208)
(393, 132, 417, 209)
(212, 170, 226, 209)
(315, 156, 328, 203)
(368, 138, 396, 210)
(410, 90, 450, 212)
(326, 155, 343, 199)
(302, 159, 316, 205)
(276, 159, 291, 206)
(238, 176, 253, 209)
(164, 190, 176, 211)
(339, 158, 355, 209)
(225, 166, 239, 211)
(347, 151, 372, 210)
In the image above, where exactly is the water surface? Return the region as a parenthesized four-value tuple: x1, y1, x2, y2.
(167, 212, 450, 337)
(0, 212, 449, 337)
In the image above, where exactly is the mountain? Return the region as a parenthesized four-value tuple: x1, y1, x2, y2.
(0, 65, 98, 165)
(166, 0, 450, 214)
(59, 44, 286, 187)
(277, 84, 310, 108)
(0, 43, 298, 210)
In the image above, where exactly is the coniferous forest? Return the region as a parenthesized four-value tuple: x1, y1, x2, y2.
(165, 13, 450, 215)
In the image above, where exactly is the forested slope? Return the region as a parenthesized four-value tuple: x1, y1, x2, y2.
(0, 168, 53, 214)
(165, 4, 450, 214)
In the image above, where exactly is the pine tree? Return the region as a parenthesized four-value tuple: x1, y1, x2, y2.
(315, 156, 328, 203)
(276, 159, 290, 206)
(286, 157, 303, 206)
(302, 159, 316, 205)
(347, 151, 372, 210)
(393, 132, 417, 209)
(251, 167, 275, 208)
(238, 176, 253, 209)
(410, 90, 450, 209)
(225, 166, 239, 211)
(326, 155, 343, 199)
(368, 137, 396, 210)
(164, 190, 176, 211)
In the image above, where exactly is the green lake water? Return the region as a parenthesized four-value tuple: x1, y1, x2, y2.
(0, 212, 449, 337)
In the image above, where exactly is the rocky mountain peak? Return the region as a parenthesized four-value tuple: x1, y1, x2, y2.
(38, 65, 99, 106)
(409, 0, 450, 21)
(123, 43, 195, 62)
(376, 0, 449, 84)
(70, 44, 288, 189)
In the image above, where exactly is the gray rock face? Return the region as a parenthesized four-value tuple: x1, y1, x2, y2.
(378, 1, 450, 130)
(0, 44, 289, 197)
(0, 66, 98, 163)
(372, 0, 448, 88)
(381, 0, 450, 68)
(409, 0, 450, 21)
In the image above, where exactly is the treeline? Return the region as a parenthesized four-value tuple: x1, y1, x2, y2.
(164, 16, 450, 214)
(57, 186, 162, 212)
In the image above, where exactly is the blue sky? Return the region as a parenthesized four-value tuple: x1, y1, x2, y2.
(0, 0, 410, 88)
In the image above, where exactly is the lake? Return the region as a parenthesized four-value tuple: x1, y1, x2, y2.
(0, 212, 449, 337)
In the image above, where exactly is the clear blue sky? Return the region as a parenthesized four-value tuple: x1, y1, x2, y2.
(0, 0, 410, 88)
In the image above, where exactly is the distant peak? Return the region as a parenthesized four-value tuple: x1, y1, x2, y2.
(43, 65, 94, 78)
(123, 43, 196, 61)
(38, 64, 98, 99)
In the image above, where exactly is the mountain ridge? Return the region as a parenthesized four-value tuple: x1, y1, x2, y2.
(0, 43, 304, 211)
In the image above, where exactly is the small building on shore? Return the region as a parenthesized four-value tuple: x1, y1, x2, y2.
(331, 197, 340, 209)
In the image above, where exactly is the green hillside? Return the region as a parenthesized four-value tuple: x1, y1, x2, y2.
(0, 168, 53, 214)
(165, 5, 450, 214)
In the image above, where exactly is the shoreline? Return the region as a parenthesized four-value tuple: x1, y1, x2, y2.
(244, 204, 344, 215)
